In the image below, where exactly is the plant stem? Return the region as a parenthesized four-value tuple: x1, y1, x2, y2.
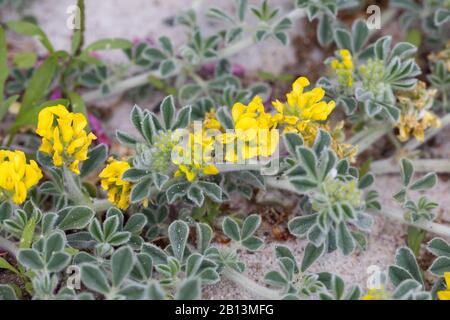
(380, 205, 450, 239)
(347, 124, 392, 156)
(63, 166, 93, 208)
(82, 8, 305, 103)
(93, 199, 112, 213)
(371, 158, 450, 175)
(0, 235, 17, 256)
(222, 267, 282, 300)
(266, 177, 450, 238)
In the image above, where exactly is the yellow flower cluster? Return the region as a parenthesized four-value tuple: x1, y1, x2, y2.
(438, 272, 450, 300)
(396, 81, 440, 142)
(331, 49, 354, 87)
(99, 158, 132, 210)
(172, 130, 219, 182)
(361, 286, 391, 300)
(272, 76, 335, 145)
(0, 150, 42, 204)
(222, 96, 279, 162)
(36, 105, 97, 174)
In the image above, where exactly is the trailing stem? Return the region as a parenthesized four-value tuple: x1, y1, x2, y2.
(372, 158, 450, 175)
(222, 267, 282, 300)
(63, 166, 93, 209)
(265, 177, 450, 239)
(0, 235, 17, 256)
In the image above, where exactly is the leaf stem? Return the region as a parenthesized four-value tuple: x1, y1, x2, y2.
(222, 267, 282, 300)
(371, 158, 450, 175)
(0, 235, 17, 256)
(63, 166, 93, 208)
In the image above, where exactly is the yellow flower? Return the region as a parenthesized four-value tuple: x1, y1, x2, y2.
(331, 49, 354, 87)
(172, 130, 219, 182)
(361, 286, 390, 300)
(0, 150, 42, 204)
(223, 95, 279, 162)
(99, 159, 132, 210)
(36, 105, 97, 174)
(273, 76, 335, 145)
(396, 81, 440, 142)
(438, 272, 450, 300)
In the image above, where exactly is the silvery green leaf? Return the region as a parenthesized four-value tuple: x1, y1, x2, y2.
(429, 256, 450, 276)
(80, 144, 108, 178)
(301, 242, 325, 272)
(374, 35, 391, 60)
(197, 181, 222, 202)
(427, 238, 450, 258)
(161, 95, 176, 129)
(358, 173, 374, 189)
(172, 105, 192, 130)
(336, 222, 355, 256)
(296, 147, 318, 178)
(394, 247, 424, 285)
(400, 158, 414, 187)
(274, 32, 288, 46)
(352, 19, 369, 52)
(390, 42, 417, 59)
(0, 201, 13, 222)
(241, 236, 263, 251)
(196, 223, 212, 254)
(313, 129, 331, 156)
(317, 15, 333, 46)
(159, 59, 176, 78)
(58, 206, 94, 231)
(288, 214, 317, 236)
(215, 106, 234, 129)
(17, 249, 44, 270)
(222, 217, 241, 242)
(166, 182, 189, 203)
(388, 265, 413, 287)
(130, 177, 152, 203)
(112, 246, 135, 287)
(334, 28, 353, 53)
(47, 252, 71, 273)
(116, 130, 139, 146)
(175, 277, 201, 300)
(147, 281, 165, 299)
(152, 173, 169, 190)
(207, 7, 235, 24)
(44, 231, 65, 261)
(241, 214, 261, 240)
(159, 36, 173, 55)
(409, 173, 437, 191)
(0, 284, 17, 300)
(283, 132, 304, 158)
(81, 263, 110, 295)
(130, 105, 144, 134)
(290, 177, 318, 192)
(142, 243, 168, 265)
(122, 168, 148, 182)
(146, 47, 166, 61)
(392, 279, 422, 299)
(264, 270, 287, 286)
(187, 185, 205, 207)
(124, 214, 147, 234)
(141, 113, 156, 144)
(179, 84, 202, 105)
(434, 8, 450, 26)
(168, 220, 189, 261)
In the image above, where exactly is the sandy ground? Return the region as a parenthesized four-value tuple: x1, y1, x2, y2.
(1, 0, 450, 299)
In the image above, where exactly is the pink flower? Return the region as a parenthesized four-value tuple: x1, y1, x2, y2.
(88, 113, 111, 148)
